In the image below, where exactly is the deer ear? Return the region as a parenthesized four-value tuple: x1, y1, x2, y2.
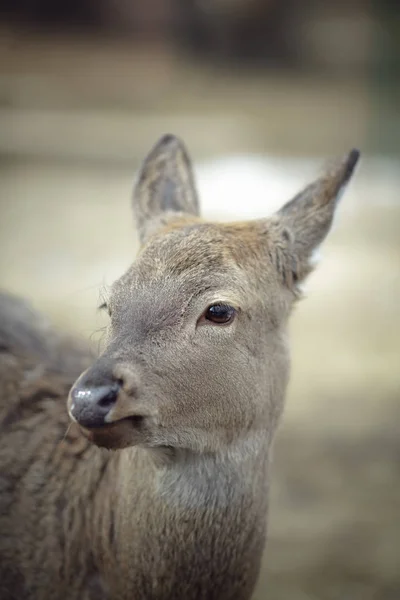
(132, 134, 200, 244)
(270, 149, 360, 286)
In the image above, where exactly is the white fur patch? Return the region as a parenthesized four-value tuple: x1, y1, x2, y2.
(309, 248, 323, 269)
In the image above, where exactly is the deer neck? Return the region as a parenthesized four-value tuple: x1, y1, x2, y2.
(117, 432, 271, 508)
(99, 434, 271, 599)
(153, 435, 270, 508)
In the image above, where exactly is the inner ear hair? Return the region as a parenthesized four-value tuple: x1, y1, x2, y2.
(132, 134, 200, 245)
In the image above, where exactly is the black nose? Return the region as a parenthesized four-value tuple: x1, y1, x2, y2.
(69, 378, 121, 428)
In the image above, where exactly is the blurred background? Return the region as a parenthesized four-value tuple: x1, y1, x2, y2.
(0, 1, 399, 598)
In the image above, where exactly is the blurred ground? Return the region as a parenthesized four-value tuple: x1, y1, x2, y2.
(0, 30, 400, 600)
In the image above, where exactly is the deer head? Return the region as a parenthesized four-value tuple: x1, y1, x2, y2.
(68, 135, 359, 452)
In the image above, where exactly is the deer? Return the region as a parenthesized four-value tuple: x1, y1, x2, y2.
(0, 134, 360, 600)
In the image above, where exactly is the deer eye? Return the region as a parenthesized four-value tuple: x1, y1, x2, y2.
(203, 303, 236, 325)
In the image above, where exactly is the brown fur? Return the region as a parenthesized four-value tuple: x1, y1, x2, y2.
(0, 135, 360, 599)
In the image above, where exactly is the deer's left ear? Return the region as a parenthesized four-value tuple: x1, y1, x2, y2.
(267, 149, 360, 286)
(132, 134, 200, 244)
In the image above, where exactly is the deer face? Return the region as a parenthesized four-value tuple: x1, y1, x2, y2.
(68, 135, 359, 452)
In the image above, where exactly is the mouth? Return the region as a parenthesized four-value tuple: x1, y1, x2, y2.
(77, 415, 146, 450)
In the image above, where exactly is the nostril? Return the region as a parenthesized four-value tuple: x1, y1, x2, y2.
(96, 382, 121, 409)
(69, 380, 121, 428)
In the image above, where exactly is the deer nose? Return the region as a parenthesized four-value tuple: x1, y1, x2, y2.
(69, 379, 121, 428)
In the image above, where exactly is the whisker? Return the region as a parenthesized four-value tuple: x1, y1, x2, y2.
(98, 284, 111, 311)
(60, 422, 73, 444)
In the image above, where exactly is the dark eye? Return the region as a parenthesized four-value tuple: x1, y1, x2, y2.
(204, 304, 236, 325)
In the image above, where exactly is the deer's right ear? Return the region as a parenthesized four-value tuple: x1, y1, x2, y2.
(132, 134, 200, 244)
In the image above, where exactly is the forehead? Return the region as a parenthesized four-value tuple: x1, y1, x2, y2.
(115, 222, 260, 294)
(108, 223, 248, 327)
(109, 220, 284, 324)
(110, 220, 290, 327)
(141, 223, 235, 275)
